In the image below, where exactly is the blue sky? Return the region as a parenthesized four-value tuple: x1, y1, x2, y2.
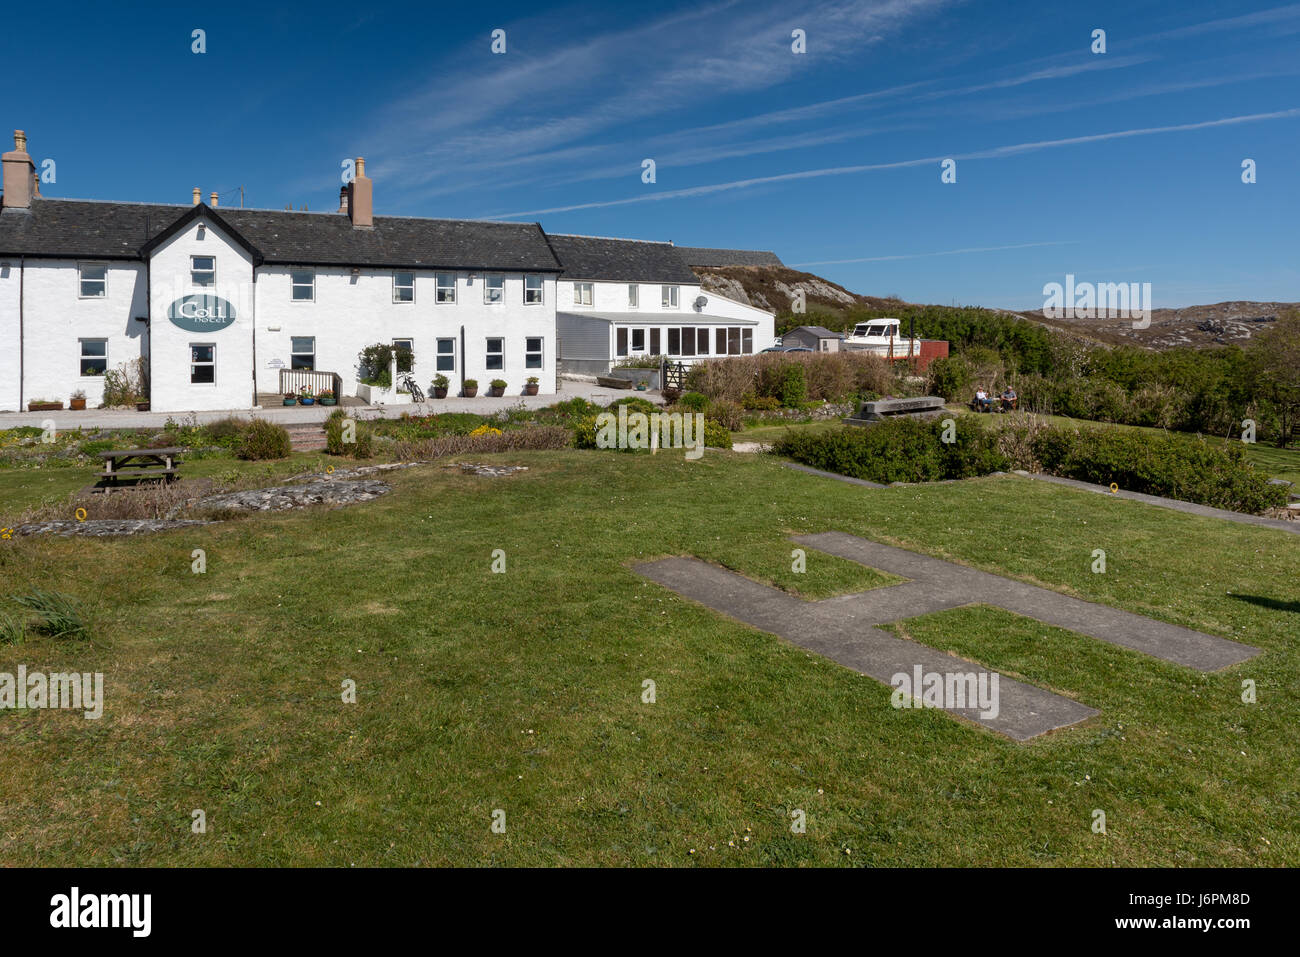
(6, 0, 1299, 308)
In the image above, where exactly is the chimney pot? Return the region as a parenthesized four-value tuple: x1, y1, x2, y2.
(192, 187, 201, 206)
(348, 155, 373, 228)
(338, 185, 349, 214)
(2, 128, 35, 209)
(209, 191, 219, 207)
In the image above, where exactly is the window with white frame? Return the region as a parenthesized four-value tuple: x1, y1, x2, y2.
(524, 275, 543, 304)
(616, 328, 628, 357)
(79, 338, 107, 376)
(191, 256, 215, 287)
(631, 328, 645, 353)
(628, 284, 639, 308)
(436, 273, 456, 303)
(291, 270, 315, 301)
(291, 336, 315, 371)
(79, 263, 106, 298)
(191, 344, 215, 384)
(484, 275, 505, 303)
(393, 338, 414, 372)
(661, 285, 679, 308)
(486, 338, 504, 370)
(573, 281, 593, 307)
(525, 337, 543, 369)
(436, 337, 456, 372)
(393, 271, 414, 303)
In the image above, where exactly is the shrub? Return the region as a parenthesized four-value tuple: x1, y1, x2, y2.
(393, 425, 569, 460)
(203, 417, 247, 449)
(703, 420, 732, 449)
(325, 409, 374, 458)
(740, 392, 781, 411)
(704, 399, 744, 431)
(678, 392, 709, 412)
(926, 355, 973, 401)
(756, 363, 807, 407)
(686, 352, 891, 404)
(490, 379, 508, 390)
(608, 396, 660, 416)
(101, 357, 148, 407)
(236, 419, 292, 460)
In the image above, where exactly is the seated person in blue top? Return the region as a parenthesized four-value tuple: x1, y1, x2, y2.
(1000, 386, 1017, 411)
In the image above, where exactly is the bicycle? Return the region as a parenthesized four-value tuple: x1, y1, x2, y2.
(399, 373, 426, 403)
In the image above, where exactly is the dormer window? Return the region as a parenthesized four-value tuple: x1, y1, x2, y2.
(191, 256, 215, 287)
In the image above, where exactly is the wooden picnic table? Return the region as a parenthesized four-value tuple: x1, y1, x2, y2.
(97, 447, 184, 489)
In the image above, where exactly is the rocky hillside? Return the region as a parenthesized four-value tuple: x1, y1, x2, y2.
(696, 264, 1297, 351)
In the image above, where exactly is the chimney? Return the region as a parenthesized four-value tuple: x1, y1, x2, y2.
(32, 168, 41, 198)
(209, 191, 219, 207)
(338, 185, 349, 214)
(192, 187, 201, 206)
(2, 129, 36, 209)
(347, 156, 372, 228)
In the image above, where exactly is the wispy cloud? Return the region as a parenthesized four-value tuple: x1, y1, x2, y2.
(790, 241, 1080, 267)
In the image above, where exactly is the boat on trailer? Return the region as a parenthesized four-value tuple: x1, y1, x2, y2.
(842, 318, 922, 361)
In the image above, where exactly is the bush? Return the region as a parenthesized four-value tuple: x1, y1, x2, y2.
(608, 396, 660, 416)
(236, 419, 292, 460)
(677, 392, 709, 412)
(926, 356, 973, 401)
(755, 363, 807, 407)
(685, 352, 892, 404)
(202, 417, 247, 449)
(325, 409, 374, 458)
(740, 392, 781, 411)
(393, 425, 569, 460)
(704, 399, 744, 431)
(102, 357, 148, 407)
(703, 420, 732, 449)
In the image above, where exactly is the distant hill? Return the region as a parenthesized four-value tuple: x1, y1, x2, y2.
(694, 264, 1296, 351)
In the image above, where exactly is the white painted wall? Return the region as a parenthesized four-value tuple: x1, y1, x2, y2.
(254, 269, 556, 398)
(148, 218, 255, 412)
(5, 259, 147, 412)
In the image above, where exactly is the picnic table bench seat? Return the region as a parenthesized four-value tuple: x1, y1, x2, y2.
(95, 447, 184, 489)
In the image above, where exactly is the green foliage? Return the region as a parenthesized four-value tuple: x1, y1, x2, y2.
(101, 357, 148, 407)
(704, 399, 744, 431)
(926, 355, 973, 400)
(358, 342, 409, 388)
(607, 396, 659, 415)
(678, 392, 709, 412)
(6, 589, 90, 641)
(703, 420, 732, 449)
(325, 409, 374, 458)
(235, 419, 292, 460)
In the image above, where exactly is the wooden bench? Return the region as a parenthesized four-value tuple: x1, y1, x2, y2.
(96, 447, 184, 490)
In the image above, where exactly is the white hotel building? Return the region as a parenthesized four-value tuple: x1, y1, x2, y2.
(0, 130, 775, 414)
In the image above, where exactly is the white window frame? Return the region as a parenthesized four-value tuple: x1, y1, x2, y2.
(524, 274, 544, 305)
(484, 274, 505, 304)
(78, 263, 107, 299)
(525, 336, 544, 370)
(485, 337, 504, 371)
(628, 284, 639, 308)
(661, 284, 679, 309)
(573, 281, 593, 307)
(190, 343, 216, 385)
(436, 273, 457, 303)
(630, 328, 646, 353)
(436, 337, 456, 372)
(393, 271, 415, 303)
(79, 338, 108, 376)
(290, 269, 315, 302)
(291, 336, 316, 371)
(191, 255, 216, 287)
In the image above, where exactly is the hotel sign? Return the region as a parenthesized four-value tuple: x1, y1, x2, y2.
(167, 294, 237, 332)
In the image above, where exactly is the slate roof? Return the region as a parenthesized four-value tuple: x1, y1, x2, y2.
(0, 198, 563, 271)
(675, 246, 784, 268)
(547, 234, 698, 283)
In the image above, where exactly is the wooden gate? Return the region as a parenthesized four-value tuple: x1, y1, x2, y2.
(661, 360, 687, 392)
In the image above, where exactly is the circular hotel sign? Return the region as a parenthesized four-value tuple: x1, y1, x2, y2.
(167, 294, 237, 331)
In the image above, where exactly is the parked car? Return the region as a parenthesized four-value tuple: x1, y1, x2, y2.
(781, 346, 814, 352)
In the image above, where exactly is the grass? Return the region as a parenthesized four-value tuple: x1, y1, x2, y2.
(0, 448, 1297, 866)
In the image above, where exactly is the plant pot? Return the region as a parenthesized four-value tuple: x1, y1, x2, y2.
(136, 401, 151, 411)
(524, 384, 539, 396)
(319, 397, 336, 406)
(433, 387, 448, 399)
(463, 386, 478, 398)
(300, 397, 315, 406)
(283, 398, 297, 406)
(27, 401, 62, 412)
(488, 387, 505, 398)
(635, 384, 647, 392)
(70, 398, 87, 410)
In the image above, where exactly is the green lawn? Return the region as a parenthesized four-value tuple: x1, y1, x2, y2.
(1, 449, 1297, 866)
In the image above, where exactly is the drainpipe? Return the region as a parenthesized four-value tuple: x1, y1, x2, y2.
(460, 324, 465, 394)
(18, 255, 24, 410)
(250, 270, 258, 408)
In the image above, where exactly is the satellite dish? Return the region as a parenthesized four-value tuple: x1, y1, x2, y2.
(694, 295, 708, 311)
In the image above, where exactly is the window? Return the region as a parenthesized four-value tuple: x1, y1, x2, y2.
(728, 327, 741, 355)
(191, 256, 215, 287)
(291, 336, 316, 371)
(617, 328, 628, 357)
(743, 328, 753, 354)
(291, 270, 314, 301)
(393, 271, 414, 303)
(667, 328, 680, 355)
(79, 339, 107, 376)
(650, 328, 660, 354)
(79, 263, 106, 298)
(526, 337, 543, 369)
(436, 273, 456, 303)
(631, 329, 645, 352)
(485, 275, 504, 303)
(525, 275, 543, 304)
(628, 284, 639, 308)
(436, 337, 456, 372)
(662, 285, 679, 308)
(393, 338, 414, 372)
(191, 344, 215, 384)
(573, 281, 593, 306)
(486, 337, 504, 370)
(716, 328, 727, 354)
(697, 328, 710, 355)
(680, 326, 696, 357)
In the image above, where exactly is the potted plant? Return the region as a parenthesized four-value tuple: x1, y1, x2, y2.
(489, 379, 507, 398)
(69, 389, 87, 411)
(27, 398, 63, 412)
(462, 378, 478, 398)
(432, 374, 449, 399)
(299, 387, 316, 406)
(283, 392, 298, 406)
(524, 376, 539, 397)
(318, 389, 336, 407)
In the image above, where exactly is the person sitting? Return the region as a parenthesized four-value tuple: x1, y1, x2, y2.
(974, 388, 990, 412)
(1000, 386, 1017, 412)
